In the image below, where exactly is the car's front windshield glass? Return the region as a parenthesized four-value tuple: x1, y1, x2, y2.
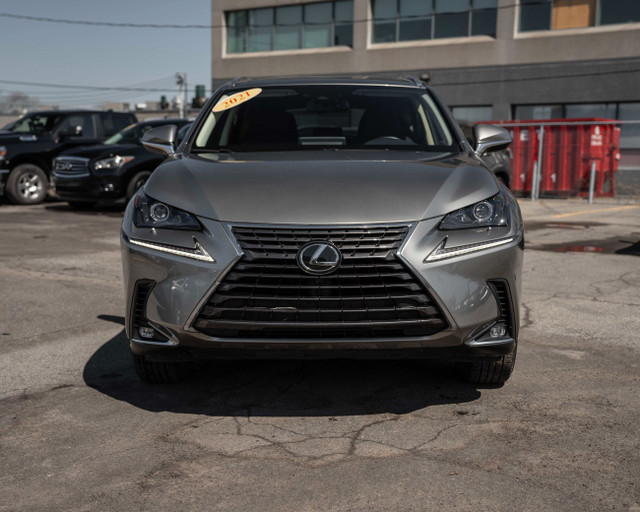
(193, 85, 457, 152)
(104, 123, 152, 145)
(7, 113, 63, 135)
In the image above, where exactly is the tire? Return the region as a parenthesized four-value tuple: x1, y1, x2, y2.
(68, 201, 96, 210)
(132, 353, 186, 384)
(6, 164, 48, 205)
(126, 171, 151, 201)
(465, 344, 517, 385)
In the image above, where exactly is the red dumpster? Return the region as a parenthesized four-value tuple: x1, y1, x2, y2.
(482, 119, 621, 197)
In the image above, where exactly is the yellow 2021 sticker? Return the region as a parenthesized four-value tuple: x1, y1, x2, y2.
(213, 88, 262, 112)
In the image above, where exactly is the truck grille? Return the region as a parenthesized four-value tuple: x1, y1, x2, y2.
(193, 226, 448, 339)
(53, 157, 90, 177)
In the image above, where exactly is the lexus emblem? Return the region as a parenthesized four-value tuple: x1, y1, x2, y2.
(296, 241, 342, 275)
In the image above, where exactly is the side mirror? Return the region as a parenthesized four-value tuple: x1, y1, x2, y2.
(473, 124, 512, 156)
(142, 125, 177, 156)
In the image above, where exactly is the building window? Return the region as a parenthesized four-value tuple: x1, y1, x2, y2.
(371, 0, 497, 43)
(520, 0, 640, 32)
(226, 1, 353, 53)
(450, 106, 494, 122)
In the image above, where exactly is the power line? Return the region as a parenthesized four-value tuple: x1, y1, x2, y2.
(0, 79, 179, 92)
(0, 2, 550, 30)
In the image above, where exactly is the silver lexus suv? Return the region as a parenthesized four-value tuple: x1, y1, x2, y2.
(121, 76, 523, 385)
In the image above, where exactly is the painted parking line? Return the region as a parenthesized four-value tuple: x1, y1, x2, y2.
(552, 205, 640, 218)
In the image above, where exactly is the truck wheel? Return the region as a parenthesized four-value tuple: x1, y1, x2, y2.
(465, 344, 517, 385)
(6, 164, 48, 205)
(132, 353, 186, 384)
(126, 171, 151, 201)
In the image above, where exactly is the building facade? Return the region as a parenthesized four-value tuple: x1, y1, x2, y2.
(211, 0, 640, 162)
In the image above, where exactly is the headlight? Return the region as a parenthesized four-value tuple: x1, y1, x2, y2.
(133, 191, 201, 230)
(0, 146, 6, 162)
(439, 189, 510, 230)
(94, 155, 134, 172)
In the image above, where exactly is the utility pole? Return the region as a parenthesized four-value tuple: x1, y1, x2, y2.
(175, 73, 187, 118)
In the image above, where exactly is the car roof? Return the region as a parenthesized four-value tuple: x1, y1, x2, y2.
(226, 75, 427, 89)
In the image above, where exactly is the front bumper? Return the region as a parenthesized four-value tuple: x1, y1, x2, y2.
(120, 199, 524, 361)
(52, 172, 125, 201)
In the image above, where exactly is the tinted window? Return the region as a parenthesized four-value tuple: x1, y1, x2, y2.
(57, 114, 96, 138)
(103, 113, 135, 137)
(520, 0, 551, 31)
(7, 113, 63, 135)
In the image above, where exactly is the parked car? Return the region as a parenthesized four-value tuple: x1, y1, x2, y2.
(0, 110, 137, 204)
(458, 120, 512, 188)
(52, 119, 191, 208)
(121, 76, 523, 385)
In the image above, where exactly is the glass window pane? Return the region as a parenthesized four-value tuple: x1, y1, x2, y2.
(276, 26, 301, 49)
(227, 27, 246, 53)
(435, 0, 469, 13)
(399, 18, 431, 40)
(373, 0, 397, 19)
(400, 0, 431, 16)
(472, 8, 496, 36)
(618, 103, 640, 149)
(276, 5, 302, 25)
(514, 105, 563, 119)
(305, 2, 332, 23)
(599, 0, 640, 25)
(373, 21, 396, 42)
(304, 24, 331, 47)
(520, 0, 552, 31)
(248, 27, 272, 51)
(473, 0, 497, 8)
(250, 8, 273, 26)
(451, 106, 493, 122)
(334, 23, 353, 46)
(227, 10, 247, 27)
(335, 0, 354, 22)
(565, 103, 616, 119)
(434, 12, 468, 37)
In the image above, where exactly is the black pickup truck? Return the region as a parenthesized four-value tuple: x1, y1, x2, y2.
(0, 110, 137, 204)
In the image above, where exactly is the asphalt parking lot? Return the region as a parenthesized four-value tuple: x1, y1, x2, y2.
(1, 198, 639, 512)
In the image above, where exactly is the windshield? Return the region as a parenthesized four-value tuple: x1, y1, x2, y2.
(193, 85, 456, 152)
(104, 123, 155, 145)
(7, 113, 63, 135)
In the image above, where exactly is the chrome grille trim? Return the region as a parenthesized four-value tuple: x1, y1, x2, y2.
(52, 156, 91, 178)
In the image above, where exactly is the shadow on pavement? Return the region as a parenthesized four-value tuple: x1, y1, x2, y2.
(83, 325, 482, 417)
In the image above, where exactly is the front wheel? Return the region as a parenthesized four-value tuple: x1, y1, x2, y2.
(6, 164, 48, 205)
(126, 171, 151, 201)
(132, 353, 186, 384)
(464, 344, 517, 385)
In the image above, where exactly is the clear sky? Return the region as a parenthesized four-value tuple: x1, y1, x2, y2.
(0, 0, 211, 109)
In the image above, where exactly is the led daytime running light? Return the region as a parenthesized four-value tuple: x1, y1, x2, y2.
(129, 237, 214, 262)
(425, 236, 515, 262)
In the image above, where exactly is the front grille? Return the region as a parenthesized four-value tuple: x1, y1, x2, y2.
(53, 157, 90, 177)
(193, 226, 448, 339)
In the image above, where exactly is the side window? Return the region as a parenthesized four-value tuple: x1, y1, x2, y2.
(102, 114, 135, 137)
(57, 114, 96, 138)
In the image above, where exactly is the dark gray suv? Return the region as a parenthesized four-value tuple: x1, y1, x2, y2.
(120, 76, 523, 386)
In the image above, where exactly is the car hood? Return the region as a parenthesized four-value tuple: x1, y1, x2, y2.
(144, 150, 499, 224)
(60, 143, 141, 159)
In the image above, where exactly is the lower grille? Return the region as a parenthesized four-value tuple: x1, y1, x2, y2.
(488, 279, 514, 334)
(193, 226, 448, 339)
(131, 280, 154, 334)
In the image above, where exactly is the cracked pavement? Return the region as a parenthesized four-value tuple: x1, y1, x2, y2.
(1, 199, 639, 511)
